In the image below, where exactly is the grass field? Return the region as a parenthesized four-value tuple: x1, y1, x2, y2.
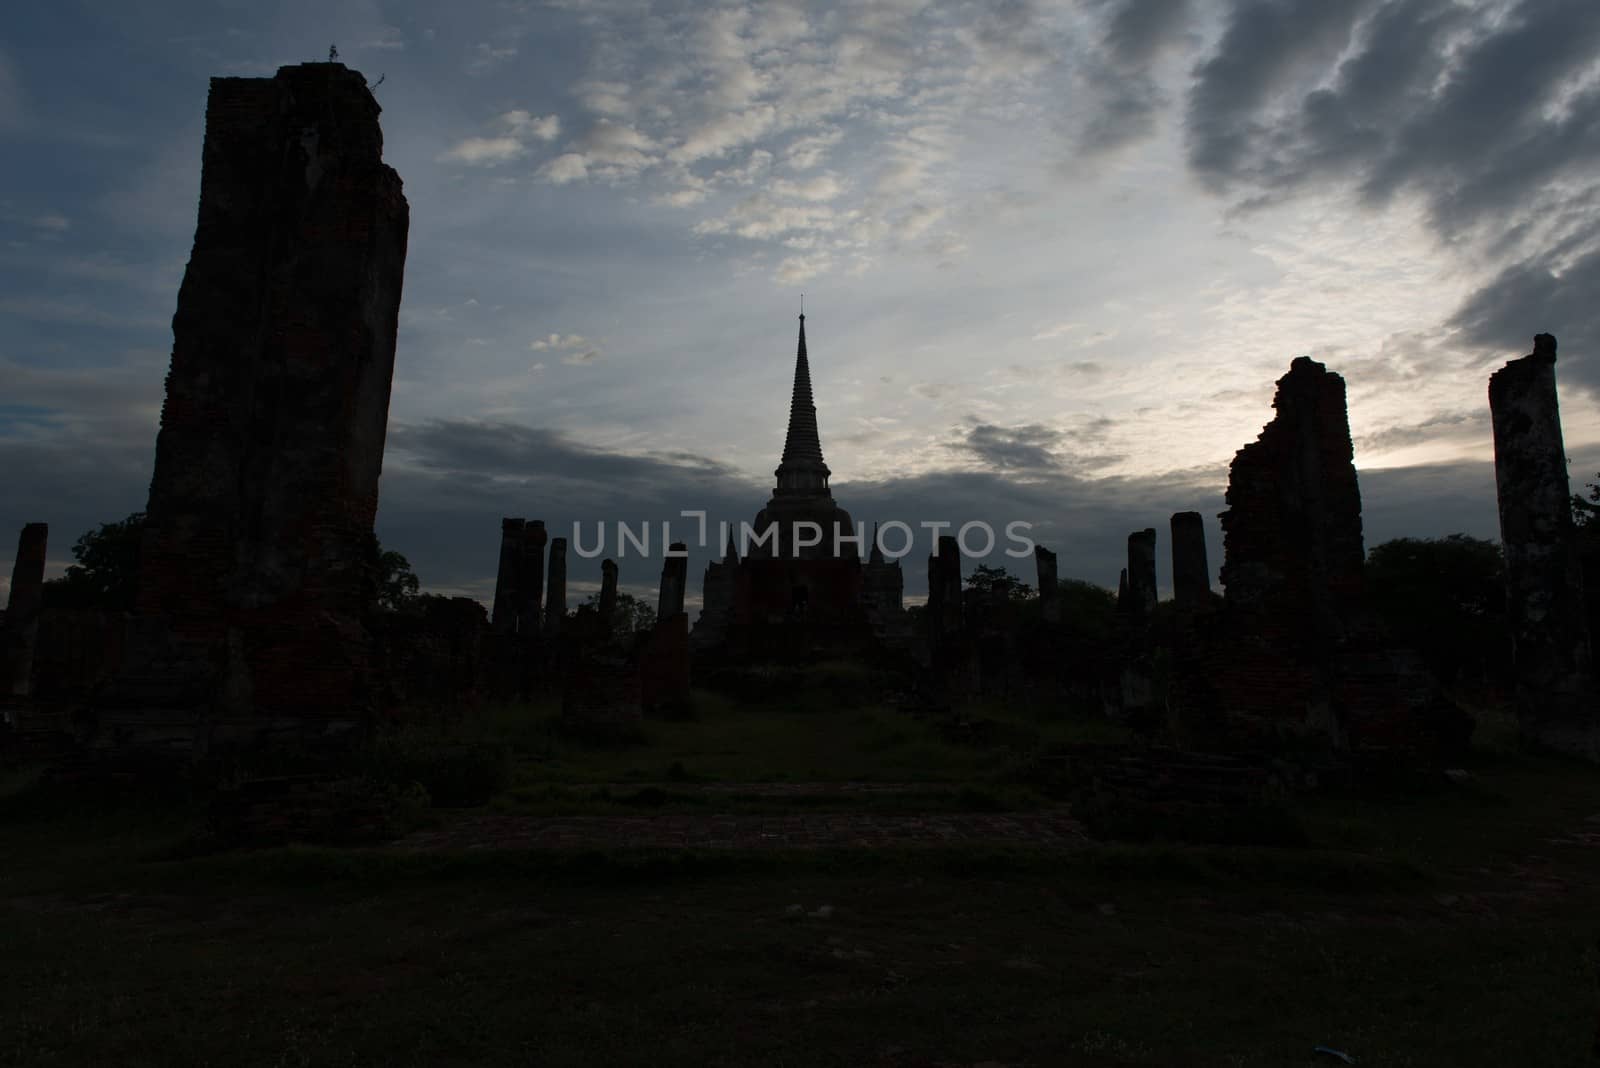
(3, 689, 1599, 1067)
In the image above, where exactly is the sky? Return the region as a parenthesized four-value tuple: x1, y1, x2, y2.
(3, 0, 1599, 611)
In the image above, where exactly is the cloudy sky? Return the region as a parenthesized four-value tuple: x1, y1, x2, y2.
(3, 0, 1599, 609)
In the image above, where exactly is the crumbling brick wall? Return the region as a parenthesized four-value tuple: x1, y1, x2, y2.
(105, 63, 408, 744)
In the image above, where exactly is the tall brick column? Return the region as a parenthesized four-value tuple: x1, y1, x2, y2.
(1126, 528, 1158, 618)
(657, 543, 688, 620)
(1490, 334, 1596, 758)
(491, 518, 524, 634)
(105, 62, 408, 745)
(1170, 511, 1211, 608)
(598, 558, 619, 630)
(1034, 545, 1059, 623)
(2, 523, 47, 701)
(519, 520, 548, 636)
(543, 536, 568, 634)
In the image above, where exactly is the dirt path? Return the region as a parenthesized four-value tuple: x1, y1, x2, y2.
(396, 807, 1089, 851)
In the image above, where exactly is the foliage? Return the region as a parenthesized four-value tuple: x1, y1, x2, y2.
(40, 512, 145, 611)
(1365, 535, 1509, 690)
(362, 532, 419, 613)
(964, 564, 1032, 601)
(582, 589, 656, 633)
(1571, 471, 1600, 530)
(1056, 578, 1119, 638)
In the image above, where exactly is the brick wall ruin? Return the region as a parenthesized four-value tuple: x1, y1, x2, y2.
(1, 523, 48, 705)
(1489, 334, 1596, 758)
(100, 63, 408, 747)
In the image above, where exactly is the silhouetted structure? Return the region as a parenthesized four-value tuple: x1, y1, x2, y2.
(100, 61, 408, 746)
(693, 316, 904, 657)
(1170, 511, 1211, 607)
(658, 542, 688, 620)
(926, 535, 964, 641)
(1, 523, 48, 705)
(520, 521, 549, 636)
(491, 518, 525, 634)
(1489, 334, 1596, 758)
(1035, 545, 1059, 623)
(1126, 529, 1158, 619)
(544, 536, 567, 634)
(1206, 356, 1460, 754)
(598, 558, 619, 632)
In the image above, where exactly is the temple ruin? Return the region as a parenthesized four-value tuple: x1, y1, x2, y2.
(1, 523, 48, 707)
(691, 315, 905, 659)
(1489, 334, 1596, 758)
(1170, 511, 1211, 608)
(97, 61, 409, 747)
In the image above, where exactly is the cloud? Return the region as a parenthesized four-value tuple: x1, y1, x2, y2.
(440, 111, 564, 166)
(957, 422, 1066, 473)
(1448, 238, 1600, 391)
(529, 333, 591, 352)
(439, 136, 526, 166)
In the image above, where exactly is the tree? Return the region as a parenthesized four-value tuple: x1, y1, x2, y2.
(583, 590, 656, 633)
(1056, 577, 1118, 638)
(41, 512, 146, 611)
(1364, 535, 1509, 691)
(361, 531, 419, 613)
(964, 564, 1033, 601)
(1572, 471, 1600, 530)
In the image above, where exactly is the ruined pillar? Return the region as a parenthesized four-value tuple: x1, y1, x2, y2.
(519, 520, 548, 636)
(1489, 333, 1596, 757)
(1220, 356, 1366, 642)
(598, 558, 618, 630)
(491, 518, 524, 634)
(1035, 545, 1060, 623)
(543, 536, 567, 634)
(107, 62, 409, 740)
(2, 523, 48, 700)
(1117, 568, 1129, 612)
(1170, 511, 1211, 608)
(1127, 528, 1157, 617)
(925, 535, 964, 637)
(658, 542, 688, 619)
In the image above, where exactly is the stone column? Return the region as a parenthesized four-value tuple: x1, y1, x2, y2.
(519, 520, 548, 636)
(1117, 568, 1129, 612)
(1489, 333, 1596, 757)
(491, 518, 524, 634)
(1170, 512, 1211, 608)
(925, 535, 964, 637)
(598, 558, 618, 630)
(1127, 528, 1157, 617)
(543, 536, 567, 634)
(2, 522, 48, 699)
(1035, 545, 1059, 623)
(658, 542, 688, 619)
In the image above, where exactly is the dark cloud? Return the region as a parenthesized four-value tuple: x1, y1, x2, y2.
(957, 422, 1066, 473)
(1184, 0, 1376, 186)
(1103, 0, 1192, 66)
(1074, 0, 1196, 155)
(1448, 240, 1600, 392)
(1185, 0, 1600, 237)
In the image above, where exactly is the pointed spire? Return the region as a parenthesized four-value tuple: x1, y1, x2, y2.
(781, 313, 826, 468)
(773, 312, 831, 495)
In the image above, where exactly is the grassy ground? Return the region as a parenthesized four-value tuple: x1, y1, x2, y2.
(3, 692, 1599, 1067)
